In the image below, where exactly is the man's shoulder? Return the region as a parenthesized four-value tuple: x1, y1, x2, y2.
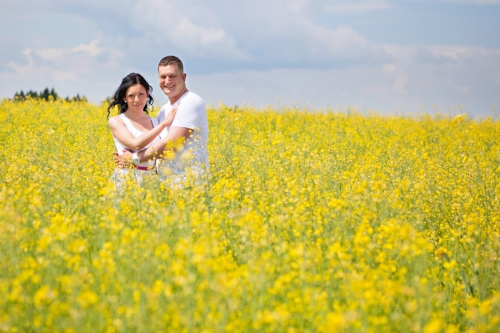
(182, 91, 204, 106)
(156, 102, 171, 118)
(159, 102, 172, 111)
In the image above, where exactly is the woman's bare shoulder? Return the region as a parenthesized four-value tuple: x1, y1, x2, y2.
(108, 115, 125, 127)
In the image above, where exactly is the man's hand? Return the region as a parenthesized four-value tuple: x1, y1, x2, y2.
(113, 149, 134, 168)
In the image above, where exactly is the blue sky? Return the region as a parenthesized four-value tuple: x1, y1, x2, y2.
(1, 0, 499, 116)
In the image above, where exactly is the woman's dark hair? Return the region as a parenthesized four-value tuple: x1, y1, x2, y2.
(107, 73, 154, 119)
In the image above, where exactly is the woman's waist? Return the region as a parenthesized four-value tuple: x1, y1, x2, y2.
(114, 164, 157, 172)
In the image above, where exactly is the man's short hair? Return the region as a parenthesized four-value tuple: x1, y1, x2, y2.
(158, 56, 184, 73)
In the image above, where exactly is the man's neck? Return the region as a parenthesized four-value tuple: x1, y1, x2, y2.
(169, 88, 188, 105)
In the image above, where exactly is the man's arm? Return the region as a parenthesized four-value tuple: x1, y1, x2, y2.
(137, 126, 193, 162)
(115, 126, 192, 167)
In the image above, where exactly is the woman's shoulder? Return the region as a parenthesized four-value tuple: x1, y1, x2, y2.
(108, 114, 125, 126)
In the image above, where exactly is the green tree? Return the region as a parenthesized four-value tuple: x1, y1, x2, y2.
(27, 90, 38, 99)
(11, 88, 84, 102)
(49, 88, 58, 100)
(42, 88, 49, 100)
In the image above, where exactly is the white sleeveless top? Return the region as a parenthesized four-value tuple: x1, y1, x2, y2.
(113, 113, 160, 168)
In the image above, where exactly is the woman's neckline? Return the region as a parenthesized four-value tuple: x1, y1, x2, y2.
(122, 111, 151, 122)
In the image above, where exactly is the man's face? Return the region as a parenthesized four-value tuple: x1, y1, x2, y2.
(158, 64, 186, 100)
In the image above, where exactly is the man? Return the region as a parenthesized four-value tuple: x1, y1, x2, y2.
(118, 55, 209, 185)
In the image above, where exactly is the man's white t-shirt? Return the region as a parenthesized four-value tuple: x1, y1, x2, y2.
(155, 91, 209, 181)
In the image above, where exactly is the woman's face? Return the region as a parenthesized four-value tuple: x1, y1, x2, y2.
(124, 84, 148, 112)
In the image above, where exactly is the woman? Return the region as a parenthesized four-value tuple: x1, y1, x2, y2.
(107, 73, 177, 188)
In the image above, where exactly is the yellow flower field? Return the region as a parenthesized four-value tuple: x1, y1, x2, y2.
(0, 99, 499, 332)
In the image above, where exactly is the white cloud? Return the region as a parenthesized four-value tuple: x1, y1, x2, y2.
(122, 0, 390, 68)
(135, 0, 252, 62)
(21, 40, 122, 69)
(325, 1, 391, 13)
(383, 44, 500, 66)
(288, 0, 313, 13)
(383, 63, 396, 74)
(188, 44, 500, 116)
(2, 39, 127, 101)
(1, 0, 499, 115)
(441, 0, 500, 3)
(0, 0, 392, 70)
(71, 40, 102, 56)
(8, 49, 35, 75)
(35, 48, 66, 62)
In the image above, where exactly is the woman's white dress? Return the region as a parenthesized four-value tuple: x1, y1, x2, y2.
(110, 113, 161, 188)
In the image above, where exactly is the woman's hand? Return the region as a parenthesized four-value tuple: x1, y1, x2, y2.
(162, 104, 179, 127)
(113, 149, 134, 168)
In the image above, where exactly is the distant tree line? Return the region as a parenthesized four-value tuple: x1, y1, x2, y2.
(12, 88, 87, 102)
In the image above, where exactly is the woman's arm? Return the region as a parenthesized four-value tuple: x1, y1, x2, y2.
(108, 106, 177, 151)
(116, 126, 192, 166)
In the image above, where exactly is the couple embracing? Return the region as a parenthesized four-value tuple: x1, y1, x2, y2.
(107, 56, 209, 188)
